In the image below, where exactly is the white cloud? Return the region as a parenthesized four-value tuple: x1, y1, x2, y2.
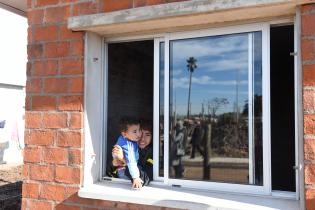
(172, 75, 248, 89)
(171, 34, 248, 61)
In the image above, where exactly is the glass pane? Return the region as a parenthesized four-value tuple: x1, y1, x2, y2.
(159, 42, 165, 177)
(253, 32, 263, 185)
(168, 32, 263, 185)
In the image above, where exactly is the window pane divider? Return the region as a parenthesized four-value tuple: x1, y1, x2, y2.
(262, 23, 271, 194)
(248, 33, 254, 185)
(154, 38, 164, 181)
(164, 34, 170, 185)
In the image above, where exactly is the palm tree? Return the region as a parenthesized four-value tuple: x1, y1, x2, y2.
(186, 57, 197, 119)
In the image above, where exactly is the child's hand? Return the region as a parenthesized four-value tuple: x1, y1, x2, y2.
(112, 159, 126, 167)
(132, 177, 143, 189)
(112, 145, 124, 161)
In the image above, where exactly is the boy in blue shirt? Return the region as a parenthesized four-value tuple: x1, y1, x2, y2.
(115, 117, 143, 189)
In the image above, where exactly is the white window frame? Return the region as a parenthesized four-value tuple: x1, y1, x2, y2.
(151, 23, 271, 195)
(94, 21, 300, 198)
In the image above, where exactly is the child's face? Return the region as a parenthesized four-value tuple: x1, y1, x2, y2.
(122, 124, 142, 142)
(138, 129, 152, 149)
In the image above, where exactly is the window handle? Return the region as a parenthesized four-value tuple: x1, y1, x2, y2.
(293, 165, 299, 170)
(290, 52, 297, 56)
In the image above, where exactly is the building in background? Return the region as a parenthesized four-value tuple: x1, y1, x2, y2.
(1, 0, 315, 210)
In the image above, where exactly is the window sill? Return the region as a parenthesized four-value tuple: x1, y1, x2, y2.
(78, 182, 299, 210)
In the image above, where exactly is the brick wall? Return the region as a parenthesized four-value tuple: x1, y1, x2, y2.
(302, 4, 315, 210)
(24, 0, 185, 209)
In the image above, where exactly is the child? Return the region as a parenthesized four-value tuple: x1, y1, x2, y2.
(115, 117, 143, 189)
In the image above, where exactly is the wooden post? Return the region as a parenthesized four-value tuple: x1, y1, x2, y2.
(203, 123, 211, 180)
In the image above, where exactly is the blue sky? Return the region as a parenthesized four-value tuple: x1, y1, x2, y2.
(162, 32, 262, 116)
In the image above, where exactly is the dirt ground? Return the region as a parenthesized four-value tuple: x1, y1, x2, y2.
(0, 164, 23, 186)
(0, 164, 23, 210)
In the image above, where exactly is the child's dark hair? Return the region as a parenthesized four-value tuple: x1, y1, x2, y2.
(140, 119, 153, 133)
(119, 116, 140, 132)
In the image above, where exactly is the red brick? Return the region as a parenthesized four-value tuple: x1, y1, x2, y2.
(27, 44, 43, 59)
(33, 60, 58, 76)
(305, 114, 315, 134)
(27, 0, 32, 9)
(22, 182, 40, 199)
(26, 78, 41, 93)
(302, 14, 315, 36)
(64, 187, 96, 205)
(25, 96, 31, 111)
(56, 204, 81, 210)
(28, 27, 33, 43)
(28, 9, 44, 25)
(55, 166, 81, 184)
(66, 193, 95, 206)
(21, 198, 27, 210)
(306, 188, 315, 210)
(34, 25, 58, 42)
(69, 113, 82, 129)
(40, 184, 66, 201)
(57, 131, 82, 148)
(134, 0, 165, 7)
(166, 0, 188, 3)
(43, 113, 68, 129)
(25, 112, 42, 129)
(43, 147, 68, 165)
(302, 4, 315, 13)
(28, 200, 53, 210)
(302, 39, 315, 61)
(60, 0, 80, 3)
(68, 77, 83, 93)
(30, 165, 54, 181)
(24, 130, 30, 145)
(44, 78, 68, 93)
(60, 25, 83, 40)
(104, 0, 133, 12)
(29, 130, 55, 146)
(36, 0, 58, 7)
(59, 96, 83, 111)
(83, 208, 99, 210)
(24, 147, 41, 163)
(23, 164, 29, 179)
(70, 40, 84, 56)
(93, 200, 118, 208)
(73, 2, 98, 16)
(32, 96, 57, 111)
(45, 5, 71, 24)
(305, 164, 315, 184)
(60, 58, 83, 75)
(45, 42, 70, 58)
(27, 62, 32, 76)
(69, 149, 82, 165)
(304, 89, 315, 111)
(303, 64, 315, 86)
(305, 139, 315, 160)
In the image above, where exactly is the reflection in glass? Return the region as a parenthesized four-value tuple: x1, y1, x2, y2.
(166, 32, 263, 185)
(159, 42, 164, 177)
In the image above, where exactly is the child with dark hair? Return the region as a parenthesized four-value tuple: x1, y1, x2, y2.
(115, 116, 143, 189)
(110, 119, 153, 187)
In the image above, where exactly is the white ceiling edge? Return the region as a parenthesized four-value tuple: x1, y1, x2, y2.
(0, 0, 26, 17)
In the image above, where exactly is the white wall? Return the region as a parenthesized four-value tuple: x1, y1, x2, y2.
(0, 8, 27, 164)
(0, 8, 27, 86)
